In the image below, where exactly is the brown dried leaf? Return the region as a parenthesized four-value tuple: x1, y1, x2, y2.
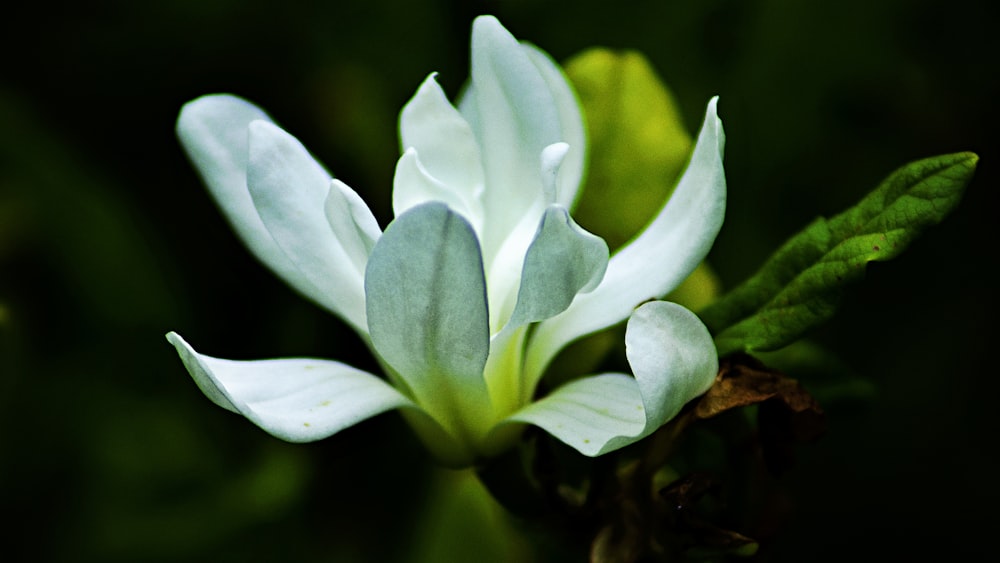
(693, 354, 827, 475)
(694, 354, 823, 423)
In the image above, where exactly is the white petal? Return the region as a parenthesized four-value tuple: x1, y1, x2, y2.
(625, 301, 718, 426)
(324, 179, 382, 277)
(505, 373, 644, 456)
(540, 142, 570, 203)
(484, 209, 540, 334)
(522, 44, 587, 208)
(392, 148, 483, 233)
(166, 332, 416, 443)
(484, 205, 608, 415)
(365, 202, 493, 440)
(505, 205, 608, 330)
(464, 16, 565, 258)
(246, 120, 369, 333)
(625, 301, 719, 431)
(506, 301, 717, 456)
(398, 73, 485, 223)
(525, 98, 726, 380)
(483, 143, 576, 333)
(176, 95, 307, 295)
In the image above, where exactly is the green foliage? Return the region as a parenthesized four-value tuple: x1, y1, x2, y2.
(701, 152, 978, 356)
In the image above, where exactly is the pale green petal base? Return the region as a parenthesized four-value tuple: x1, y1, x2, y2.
(365, 203, 494, 447)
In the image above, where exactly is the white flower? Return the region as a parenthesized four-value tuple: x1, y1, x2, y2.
(167, 16, 726, 466)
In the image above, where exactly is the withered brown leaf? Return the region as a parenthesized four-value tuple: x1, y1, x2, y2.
(693, 354, 826, 474)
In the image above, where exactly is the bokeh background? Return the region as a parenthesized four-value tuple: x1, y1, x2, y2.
(2, 0, 996, 561)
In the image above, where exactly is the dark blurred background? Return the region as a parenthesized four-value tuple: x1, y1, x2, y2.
(1, 0, 996, 561)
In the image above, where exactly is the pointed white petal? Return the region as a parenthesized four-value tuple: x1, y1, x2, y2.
(606, 98, 726, 300)
(365, 202, 493, 439)
(540, 142, 570, 203)
(464, 15, 565, 256)
(324, 179, 382, 277)
(176, 95, 307, 293)
(525, 98, 726, 379)
(246, 120, 369, 333)
(399, 74, 485, 222)
(507, 301, 717, 456)
(522, 44, 587, 208)
(456, 82, 481, 142)
(166, 332, 416, 443)
(392, 148, 483, 233)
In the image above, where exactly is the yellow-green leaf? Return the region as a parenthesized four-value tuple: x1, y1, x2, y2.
(565, 49, 693, 250)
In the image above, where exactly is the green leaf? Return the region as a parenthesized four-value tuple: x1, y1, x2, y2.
(701, 152, 978, 356)
(565, 49, 693, 250)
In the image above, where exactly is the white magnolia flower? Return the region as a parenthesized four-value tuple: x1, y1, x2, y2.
(168, 16, 726, 466)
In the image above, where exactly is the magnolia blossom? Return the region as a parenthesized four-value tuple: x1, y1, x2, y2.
(168, 16, 726, 466)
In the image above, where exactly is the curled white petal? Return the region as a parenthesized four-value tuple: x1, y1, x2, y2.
(506, 301, 717, 456)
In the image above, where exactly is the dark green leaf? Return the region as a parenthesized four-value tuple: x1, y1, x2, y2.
(701, 152, 978, 355)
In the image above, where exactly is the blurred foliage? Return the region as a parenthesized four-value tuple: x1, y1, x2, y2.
(1, 0, 997, 561)
(407, 470, 534, 563)
(566, 48, 694, 251)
